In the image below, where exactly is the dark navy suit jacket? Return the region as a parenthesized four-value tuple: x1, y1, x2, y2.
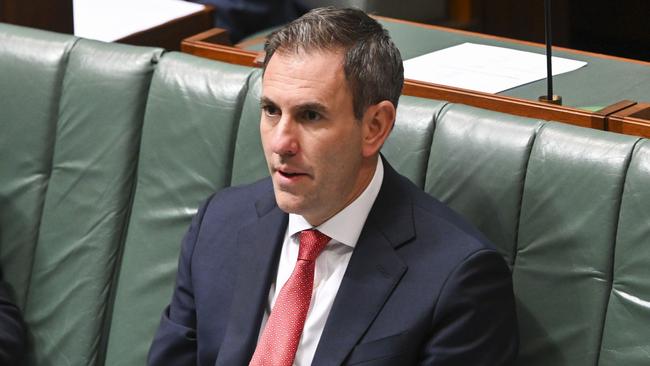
(148, 161, 518, 365)
(0, 273, 26, 365)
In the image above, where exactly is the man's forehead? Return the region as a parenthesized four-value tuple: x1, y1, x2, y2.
(260, 48, 355, 114)
(275, 45, 346, 61)
(265, 47, 345, 75)
(262, 49, 347, 94)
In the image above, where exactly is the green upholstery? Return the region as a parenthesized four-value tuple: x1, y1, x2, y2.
(384, 96, 445, 188)
(2, 23, 650, 366)
(514, 123, 637, 366)
(22, 39, 162, 366)
(599, 139, 650, 364)
(0, 23, 76, 309)
(379, 19, 650, 109)
(230, 69, 268, 186)
(425, 104, 542, 264)
(104, 52, 254, 366)
(240, 18, 650, 109)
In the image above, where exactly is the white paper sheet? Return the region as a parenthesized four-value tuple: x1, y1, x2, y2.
(74, 0, 205, 42)
(403, 42, 587, 94)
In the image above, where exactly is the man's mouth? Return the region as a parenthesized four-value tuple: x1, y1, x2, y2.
(278, 170, 306, 178)
(275, 166, 310, 182)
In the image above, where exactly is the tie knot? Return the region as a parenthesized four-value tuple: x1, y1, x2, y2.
(298, 229, 331, 261)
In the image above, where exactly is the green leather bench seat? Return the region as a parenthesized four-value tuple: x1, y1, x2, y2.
(105, 52, 255, 366)
(599, 140, 650, 364)
(0, 25, 76, 310)
(1, 23, 650, 366)
(239, 18, 650, 110)
(24, 39, 162, 365)
(514, 124, 636, 366)
(425, 105, 542, 265)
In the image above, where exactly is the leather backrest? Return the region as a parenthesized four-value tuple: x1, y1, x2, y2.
(230, 69, 268, 185)
(384, 96, 446, 188)
(598, 139, 650, 364)
(23, 39, 162, 366)
(3, 22, 650, 366)
(103, 52, 255, 366)
(426, 104, 541, 264)
(0, 23, 75, 308)
(514, 123, 637, 366)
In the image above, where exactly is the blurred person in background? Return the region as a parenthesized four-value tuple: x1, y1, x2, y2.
(191, 0, 309, 43)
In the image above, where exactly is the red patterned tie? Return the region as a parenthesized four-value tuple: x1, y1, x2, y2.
(249, 229, 331, 366)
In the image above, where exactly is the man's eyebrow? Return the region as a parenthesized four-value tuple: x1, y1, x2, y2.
(295, 102, 328, 114)
(260, 96, 276, 107)
(259, 98, 328, 115)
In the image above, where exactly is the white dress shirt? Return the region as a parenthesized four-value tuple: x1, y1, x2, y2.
(258, 158, 384, 366)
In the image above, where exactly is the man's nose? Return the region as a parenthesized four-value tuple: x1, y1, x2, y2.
(271, 117, 299, 156)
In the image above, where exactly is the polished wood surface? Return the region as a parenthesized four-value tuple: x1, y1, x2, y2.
(449, 0, 649, 62)
(181, 19, 650, 139)
(182, 28, 262, 67)
(608, 103, 650, 138)
(119, 6, 214, 51)
(1, 0, 73, 33)
(378, 15, 650, 67)
(404, 79, 611, 130)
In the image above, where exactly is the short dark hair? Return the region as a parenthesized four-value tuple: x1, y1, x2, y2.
(262, 7, 404, 120)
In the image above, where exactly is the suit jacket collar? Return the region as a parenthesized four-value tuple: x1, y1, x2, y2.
(215, 188, 288, 366)
(312, 158, 414, 365)
(217, 159, 415, 365)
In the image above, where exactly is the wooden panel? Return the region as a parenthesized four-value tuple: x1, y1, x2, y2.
(118, 6, 214, 51)
(470, 0, 570, 45)
(182, 28, 262, 67)
(608, 103, 650, 138)
(378, 16, 650, 67)
(1, 0, 73, 33)
(402, 79, 602, 129)
(181, 21, 650, 138)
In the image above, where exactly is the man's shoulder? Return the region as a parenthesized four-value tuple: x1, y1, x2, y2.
(397, 173, 497, 256)
(199, 177, 274, 223)
(207, 177, 273, 208)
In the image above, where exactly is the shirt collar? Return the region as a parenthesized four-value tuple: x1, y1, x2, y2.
(287, 158, 384, 248)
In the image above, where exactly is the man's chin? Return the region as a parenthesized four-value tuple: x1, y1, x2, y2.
(273, 190, 306, 215)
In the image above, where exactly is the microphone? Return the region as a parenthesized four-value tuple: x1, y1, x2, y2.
(539, 0, 562, 105)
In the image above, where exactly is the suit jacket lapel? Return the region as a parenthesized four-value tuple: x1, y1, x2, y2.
(215, 192, 287, 366)
(312, 160, 415, 365)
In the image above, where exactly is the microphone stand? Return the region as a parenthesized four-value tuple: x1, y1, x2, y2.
(539, 0, 562, 105)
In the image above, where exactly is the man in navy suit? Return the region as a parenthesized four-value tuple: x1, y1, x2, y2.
(149, 7, 518, 365)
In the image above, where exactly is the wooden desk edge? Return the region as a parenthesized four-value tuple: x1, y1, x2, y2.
(182, 28, 262, 67)
(375, 16, 650, 67)
(608, 103, 650, 138)
(118, 5, 215, 51)
(182, 27, 650, 138)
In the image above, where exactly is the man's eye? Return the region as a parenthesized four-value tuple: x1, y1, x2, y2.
(263, 105, 280, 116)
(302, 110, 321, 122)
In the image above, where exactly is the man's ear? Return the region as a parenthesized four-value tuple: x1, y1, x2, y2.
(361, 100, 396, 158)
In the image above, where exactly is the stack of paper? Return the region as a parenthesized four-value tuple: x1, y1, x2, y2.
(404, 42, 587, 93)
(74, 0, 205, 42)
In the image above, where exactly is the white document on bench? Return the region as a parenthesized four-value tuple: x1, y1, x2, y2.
(403, 42, 587, 94)
(73, 0, 205, 42)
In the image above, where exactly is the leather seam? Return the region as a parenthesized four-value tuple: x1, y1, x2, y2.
(226, 68, 255, 187)
(94, 47, 164, 366)
(593, 137, 643, 366)
(511, 120, 545, 269)
(422, 101, 451, 190)
(22, 35, 81, 313)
